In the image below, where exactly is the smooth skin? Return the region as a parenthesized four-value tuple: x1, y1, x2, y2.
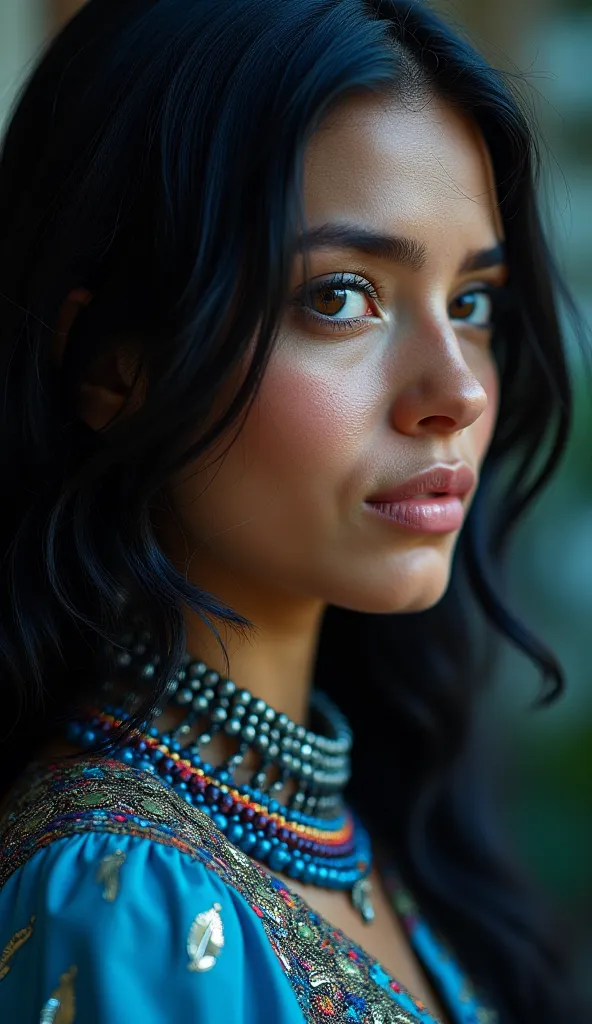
(53, 88, 508, 1022)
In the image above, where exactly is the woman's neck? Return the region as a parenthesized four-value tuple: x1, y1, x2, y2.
(181, 599, 326, 725)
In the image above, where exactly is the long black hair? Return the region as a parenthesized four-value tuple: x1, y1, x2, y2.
(0, 1, 588, 1021)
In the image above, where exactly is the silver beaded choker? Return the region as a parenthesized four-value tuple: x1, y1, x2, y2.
(102, 625, 354, 817)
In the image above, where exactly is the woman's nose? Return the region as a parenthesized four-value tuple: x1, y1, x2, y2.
(388, 318, 489, 437)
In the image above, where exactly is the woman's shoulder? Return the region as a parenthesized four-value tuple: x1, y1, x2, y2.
(0, 757, 431, 1024)
(0, 755, 248, 887)
(0, 757, 306, 1023)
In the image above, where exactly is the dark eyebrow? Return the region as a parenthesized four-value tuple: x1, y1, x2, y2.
(298, 223, 506, 275)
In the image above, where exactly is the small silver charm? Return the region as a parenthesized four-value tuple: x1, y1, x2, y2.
(187, 902, 224, 971)
(351, 877, 375, 925)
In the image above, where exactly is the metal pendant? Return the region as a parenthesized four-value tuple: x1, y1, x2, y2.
(351, 877, 375, 925)
(187, 902, 225, 971)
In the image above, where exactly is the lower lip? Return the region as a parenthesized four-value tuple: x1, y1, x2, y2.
(364, 495, 465, 533)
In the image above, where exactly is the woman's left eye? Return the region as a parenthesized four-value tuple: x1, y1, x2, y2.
(293, 274, 380, 333)
(449, 289, 496, 328)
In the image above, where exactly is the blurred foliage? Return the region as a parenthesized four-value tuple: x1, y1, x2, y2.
(445, 0, 592, 1001)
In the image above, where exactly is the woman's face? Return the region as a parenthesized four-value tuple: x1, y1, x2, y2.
(161, 90, 506, 616)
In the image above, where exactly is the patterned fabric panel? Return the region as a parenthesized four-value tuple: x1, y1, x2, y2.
(0, 757, 436, 1023)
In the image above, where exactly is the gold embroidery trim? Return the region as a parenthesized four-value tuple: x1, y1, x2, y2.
(39, 964, 77, 1024)
(0, 915, 35, 981)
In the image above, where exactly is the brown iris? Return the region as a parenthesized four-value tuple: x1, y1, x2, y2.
(312, 286, 348, 316)
(449, 293, 478, 320)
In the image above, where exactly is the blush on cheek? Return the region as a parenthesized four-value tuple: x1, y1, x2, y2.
(259, 360, 361, 471)
(473, 359, 499, 461)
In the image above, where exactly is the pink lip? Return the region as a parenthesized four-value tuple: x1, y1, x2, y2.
(363, 464, 475, 534)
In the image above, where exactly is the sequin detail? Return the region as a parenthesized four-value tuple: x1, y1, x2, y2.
(187, 901, 224, 971)
(0, 758, 490, 1023)
(382, 867, 499, 1024)
(96, 848, 126, 901)
(0, 915, 35, 981)
(39, 964, 77, 1023)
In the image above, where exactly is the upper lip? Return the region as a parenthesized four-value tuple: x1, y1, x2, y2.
(367, 464, 476, 503)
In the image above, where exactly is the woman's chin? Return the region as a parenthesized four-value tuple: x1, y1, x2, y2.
(334, 549, 453, 615)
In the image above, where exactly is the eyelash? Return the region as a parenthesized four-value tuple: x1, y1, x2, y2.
(292, 272, 512, 334)
(292, 273, 380, 333)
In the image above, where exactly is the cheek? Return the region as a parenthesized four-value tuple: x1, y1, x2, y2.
(251, 356, 369, 481)
(471, 357, 499, 461)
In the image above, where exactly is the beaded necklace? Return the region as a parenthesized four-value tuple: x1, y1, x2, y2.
(66, 624, 375, 925)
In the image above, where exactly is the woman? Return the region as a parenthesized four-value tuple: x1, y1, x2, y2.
(0, 1, 587, 1022)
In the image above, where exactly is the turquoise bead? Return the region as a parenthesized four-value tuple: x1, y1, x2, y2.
(239, 831, 257, 853)
(227, 823, 244, 844)
(253, 839, 272, 860)
(303, 863, 318, 883)
(286, 857, 305, 879)
(268, 848, 290, 872)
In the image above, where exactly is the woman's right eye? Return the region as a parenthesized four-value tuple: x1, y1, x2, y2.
(292, 273, 382, 334)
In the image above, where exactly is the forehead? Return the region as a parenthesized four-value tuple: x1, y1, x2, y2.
(303, 90, 503, 250)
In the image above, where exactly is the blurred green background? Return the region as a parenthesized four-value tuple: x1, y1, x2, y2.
(1, 0, 590, 1000)
(432, 0, 592, 998)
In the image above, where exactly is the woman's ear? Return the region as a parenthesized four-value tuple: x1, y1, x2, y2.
(53, 287, 145, 431)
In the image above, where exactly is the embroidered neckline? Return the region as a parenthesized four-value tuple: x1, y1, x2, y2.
(0, 757, 497, 1024)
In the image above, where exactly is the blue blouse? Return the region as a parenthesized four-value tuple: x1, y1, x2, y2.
(0, 758, 497, 1024)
